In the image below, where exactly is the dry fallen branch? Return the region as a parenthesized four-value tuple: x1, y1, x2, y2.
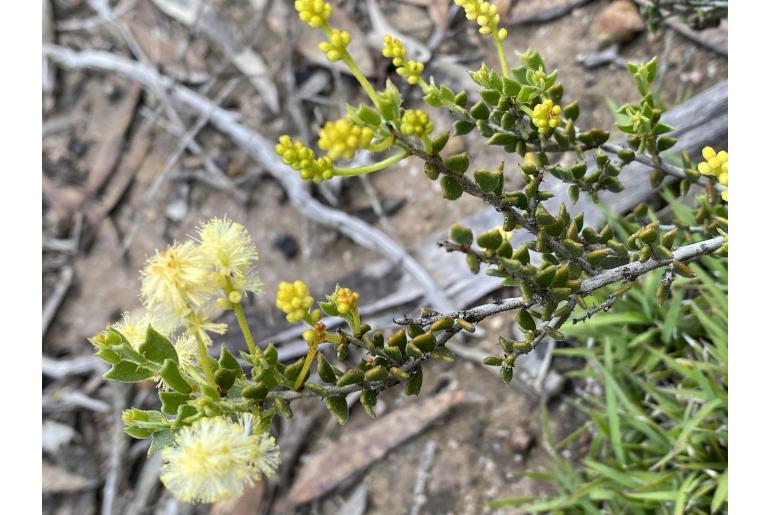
(43, 44, 454, 312)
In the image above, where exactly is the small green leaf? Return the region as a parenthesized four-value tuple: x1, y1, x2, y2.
(444, 152, 470, 174)
(477, 228, 503, 249)
(159, 391, 190, 415)
(449, 224, 474, 246)
(440, 176, 463, 200)
(356, 104, 381, 126)
(148, 429, 175, 454)
(453, 119, 474, 136)
(404, 366, 423, 396)
(360, 389, 378, 418)
(159, 359, 192, 394)
(104, 361, 155, 383)
(324, 395, 349, 424)
(140, 326, 178, 365)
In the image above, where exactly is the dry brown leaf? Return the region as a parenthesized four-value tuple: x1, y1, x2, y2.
(84, 82, 142, 200)
(128, 22, 210, 83)
(85, 126, 151, 225)
(286, 389, 475, 506)
(42, 460, 97, 494)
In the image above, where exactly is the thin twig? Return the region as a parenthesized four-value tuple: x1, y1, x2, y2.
(42, 266, 74, 338)
(572, 294, 618, 324)
(409, 440, 437, 515)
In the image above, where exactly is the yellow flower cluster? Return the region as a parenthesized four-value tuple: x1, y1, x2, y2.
(532, 99, 561, 135)
(330, 286, 360, 315)
(697, 146, 728, 202)
(160, 414, 280, 503)
(400, 109, 433, 137)
(275, 280, 315, 323)
(454, 0, 508, 39)
(317, 118, 374, 160)
(319, 28, 350, 62)
(294, 0, 332, 28)
(139, 219, 262, 339)
(275, 135, 334, 182)
(382, 34, 424, 85)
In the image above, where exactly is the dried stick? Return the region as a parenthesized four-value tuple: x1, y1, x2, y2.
(43, 45, 454, 312)
(42, 266, 74, 338)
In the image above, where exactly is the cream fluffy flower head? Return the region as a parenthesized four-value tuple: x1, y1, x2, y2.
(111, 311, 151, 349)
(197, 217, 263, 296)
(140, 241, 215, 330)
(160, 414, 280, 503)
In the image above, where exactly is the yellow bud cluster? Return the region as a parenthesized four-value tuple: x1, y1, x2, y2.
(275, 135, 334, 182)
(697, 146, 728, 202)
(397, 60, 424, 85)
(455, 0, 507, 39)
(382, 34, 424, 85)
(317, 118, 374, 160)
(532, 99, 561, 135)
(330, 286, 360, 315)
(319, 28, 350, 62)
(294, 0, 332, 28)
(400, 109, 433, 137)
(275, 280, 314, 323)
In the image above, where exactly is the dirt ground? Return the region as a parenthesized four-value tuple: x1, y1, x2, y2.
(42, 1, 727, 513)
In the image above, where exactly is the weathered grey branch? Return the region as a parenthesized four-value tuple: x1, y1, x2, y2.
(43, 44, 454, 313)
(397, 236, 724, 327)
(265, 235, 723, 402)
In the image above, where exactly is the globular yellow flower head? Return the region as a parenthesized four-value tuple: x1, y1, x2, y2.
(397, 60, 424, 85)
(382, 35, 407, 66)
(532, 99, 561, 135)
(383, 34, 424, 85)
(455, 0, 507, 39)
(697, 146, 728, 202)
(319, 28, 350, 62)
(140, 241, 215, 331)
(295, 0, 332, 28)
(276, 135, 315, 171)
(276, 280, 315, 323)
(160, 414, 280, 503)
(275, 135, 335, 183)
(330, 286, 360, 315)
(198, 218, 262, 297)
(400, 109, 433, 137)
(318, 118, 374, 161)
